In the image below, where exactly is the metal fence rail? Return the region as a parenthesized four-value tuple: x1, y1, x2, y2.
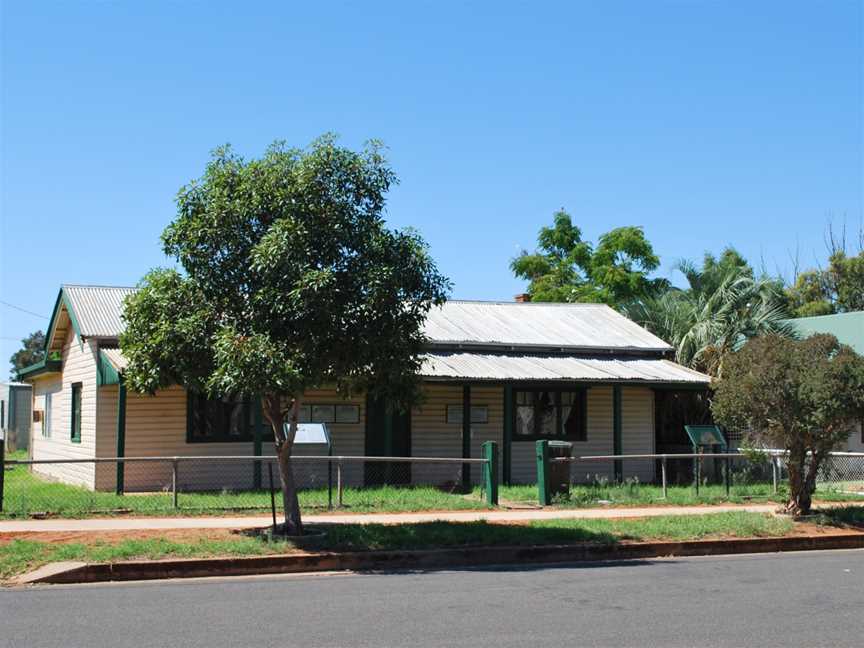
(0, 451, 496, 518)
(551, 450, 864, 499)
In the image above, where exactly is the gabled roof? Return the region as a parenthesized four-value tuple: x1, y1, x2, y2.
(44, 285, 135, 352)
(784, 311, 864, 355)
(423, 301, 673, 353)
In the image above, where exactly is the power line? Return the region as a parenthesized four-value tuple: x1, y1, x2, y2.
(0, 300, 48, 319)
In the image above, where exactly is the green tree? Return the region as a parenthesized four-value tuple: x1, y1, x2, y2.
(510, 210, 666, 305)
(622, 248, 793, 376)
(120, 136, 450, 534)
(786, 251, 864, 317)
(10, 330, 45, 378)
(712, 334, 864, 515)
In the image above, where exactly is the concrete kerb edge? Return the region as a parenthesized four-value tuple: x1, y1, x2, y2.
(13, 532, 864, 586)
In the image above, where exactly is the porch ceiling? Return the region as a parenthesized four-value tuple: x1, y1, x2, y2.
(419, 351, 711, 384)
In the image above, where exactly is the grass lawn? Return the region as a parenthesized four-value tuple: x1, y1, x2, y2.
(1, 463, 489, 519)
(492, 482, 863, 508)
(0, 510, 805, 582)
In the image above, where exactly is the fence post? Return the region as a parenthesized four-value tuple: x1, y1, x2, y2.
(724, 455, 731, 497)
(536, 439, 551, 506)
(772, 456, 779, 495)
(0, 433, 5, 513)
(482, 441, 499, 506)
(171, 459, 179, 509)
(661, 455, 667, 499)
(337, 459, 343, 508)
(694, 454, 700, 496)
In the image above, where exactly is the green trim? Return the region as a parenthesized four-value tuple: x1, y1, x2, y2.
(16, 358, 61, 381)
(481, 441, 499, 505)
(115, 380, 127, 494)
(503, 384, 514, 485)
(70, 382, 82, 444)
(613, 385, 622, 481)
(97, 349, 122, 386)
(44, 289, 84, 354)
(535, 439, 551, 505)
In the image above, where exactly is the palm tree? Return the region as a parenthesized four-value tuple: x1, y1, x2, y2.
(622, 249, 794, 377)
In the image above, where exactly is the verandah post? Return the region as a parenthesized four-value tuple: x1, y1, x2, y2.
(0, 432, 5, 513)
(612, 385, 623, 482)
(482, 441, 498, 506)
(115, 379, 127, 495)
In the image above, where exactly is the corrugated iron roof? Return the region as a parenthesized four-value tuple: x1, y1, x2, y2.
(55, 288, 674, 353)
(100, 347, 128, 371)
(420, 351, 710, 384)
(62, 285, 135, 338)
(423, 300, 673, 352)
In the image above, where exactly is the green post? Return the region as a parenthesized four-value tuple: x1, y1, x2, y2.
(536, 439, 551, 506)
(115, 380, 127, 495)
(0, 434, 5, 513)
(724, 455, 731, 497)
(503, 384, 514, 485)
(253, 399, 263, 489)
(612, 385, 623, 482)
(482, 441, 499, 506)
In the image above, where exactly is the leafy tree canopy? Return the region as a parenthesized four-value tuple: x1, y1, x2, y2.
(712, 334, 864, 515)
(120, 135, 450, 533)
(785, 250, 864, 317)
(510, 210, 667, 305)
(10, 330, 45, 378)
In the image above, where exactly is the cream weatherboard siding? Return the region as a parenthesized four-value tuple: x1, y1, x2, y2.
(29, 330, 98, 488)
(94, 386, 365, 492)
(619, 386, 656, 482)
(408, 384, 503, 486)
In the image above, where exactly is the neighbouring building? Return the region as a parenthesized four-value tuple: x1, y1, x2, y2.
(1, 382, 32, 453)
(18, 285, 711, 491)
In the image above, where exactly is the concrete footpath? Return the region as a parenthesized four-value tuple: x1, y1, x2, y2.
(0, 503, 783, 534)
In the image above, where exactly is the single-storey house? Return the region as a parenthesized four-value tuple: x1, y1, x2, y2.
(19, 285, 711, 491)
(786, 310, 864, 452)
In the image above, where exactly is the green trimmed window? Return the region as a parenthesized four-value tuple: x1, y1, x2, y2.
(514, 388, 587, 441)
(187, 392, 255, 443)
(70, 383, 82, 443)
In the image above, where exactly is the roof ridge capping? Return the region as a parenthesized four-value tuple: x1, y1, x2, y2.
(444, 299, 610, 307)
(62, 283, 137, 290)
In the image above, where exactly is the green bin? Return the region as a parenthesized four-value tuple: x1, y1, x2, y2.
(537, 440, 573, 504)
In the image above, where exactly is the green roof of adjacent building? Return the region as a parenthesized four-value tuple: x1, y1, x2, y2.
(785, 311, 864, 355)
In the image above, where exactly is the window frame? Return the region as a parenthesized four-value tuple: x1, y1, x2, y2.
(445, 404, 489, 425)
(186, 391, 255, 444)
(512, 387, 587, 442)
(70, 382, 82, 444)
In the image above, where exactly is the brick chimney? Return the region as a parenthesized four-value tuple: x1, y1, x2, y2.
(514, 293, 531, 303)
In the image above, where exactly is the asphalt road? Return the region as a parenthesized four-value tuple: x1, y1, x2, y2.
(2, 550, 862, 648)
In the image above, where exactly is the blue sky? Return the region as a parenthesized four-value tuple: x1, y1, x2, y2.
(1, 1, 862, 369)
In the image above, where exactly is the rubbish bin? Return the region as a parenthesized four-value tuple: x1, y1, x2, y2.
(537, 440, 573, 505)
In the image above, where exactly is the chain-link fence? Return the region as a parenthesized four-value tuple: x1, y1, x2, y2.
(0, 454, 493, 519)
(562, 451, 864, 499)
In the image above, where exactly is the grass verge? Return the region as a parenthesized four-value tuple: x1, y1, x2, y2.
(0, 511, 800, 582)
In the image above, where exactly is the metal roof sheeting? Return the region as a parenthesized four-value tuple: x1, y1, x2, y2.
(100, 347, 129, 371)
(63, 285, 135, 338)
(420, 351, 710, 384)
(422, 301, 673, 351)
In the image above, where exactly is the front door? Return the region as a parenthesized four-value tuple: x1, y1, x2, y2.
(365, 396, 411, 485)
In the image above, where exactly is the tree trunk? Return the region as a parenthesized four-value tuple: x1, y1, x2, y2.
(263, 394, 303, 536)
(783, 450, 816, 517)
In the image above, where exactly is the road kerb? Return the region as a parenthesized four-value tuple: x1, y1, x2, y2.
(12, 532, 864, 586)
